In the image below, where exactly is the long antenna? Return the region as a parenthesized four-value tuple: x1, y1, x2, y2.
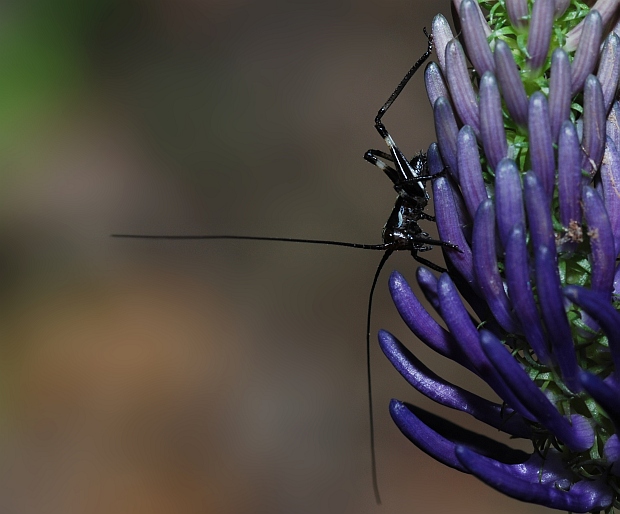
(367, 249, 393, 505)
(111, 233, 391, 251)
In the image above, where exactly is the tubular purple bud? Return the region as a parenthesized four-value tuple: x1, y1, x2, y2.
(446, 40, 480, 135)
(580, 372, 620, 434)
(564, 286, 620, 372)
(583, 186, 616, 299)
(494, 40, 529, 127)
(473, 200, 520, 333)
(460, 0, 495, 76)
(582, 75, 606, 175)
(416, 266, 440, 313)
(554, 0, 571, 17)
(597, 33, 620, 114)
(428, 142, 472, 235)
(527, 0, 555, 71)
(495, 158, 525, 248)
(389, 271, 473, 369)
(505, 224, 551, 365)
(425, 62, 450, 109)
(505, 0, 529, 28)
(600, 138, 620, 254)
(433, 175, 474, 284)
(452, 0, 492, 36)
(480, 72, 508, 170)
(535, 245, 581, 393)
(524, 171, 555, 250)
(480, 330, 592, 450)
(528, 93, 556, 199)
(457, 125, 488, 218)
(432, 14, 454, 73)
(558, 121, 583, 227)
(437, 275, 537, 419)
(570, 10, 603, 94)
(607, 101, 620, 149)
(378, 331, 532, 437)
(457, 446, 613, 512)
(548, 49, 571, 143)
(434, 96, 460, 179)
(566, 0, 619, 51)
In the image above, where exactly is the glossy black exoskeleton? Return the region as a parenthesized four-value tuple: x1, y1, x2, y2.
(112, 27, 459, 506)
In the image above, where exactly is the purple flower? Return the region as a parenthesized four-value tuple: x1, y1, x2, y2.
(381, 1, 620, 511)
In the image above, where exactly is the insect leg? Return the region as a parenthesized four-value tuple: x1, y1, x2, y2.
(374, 28, 433, 126)
(412, 251, 447, 273)
(373, 29, 434, 184)
(364, 149, 401, 184)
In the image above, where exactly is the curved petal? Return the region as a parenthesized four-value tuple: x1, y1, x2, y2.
(389, 271, 472, 370)
(389, 401, 529, 472)
(480, 330, 594, 452)
(456, 446, 613, 512)
(379, 330, 532, 437)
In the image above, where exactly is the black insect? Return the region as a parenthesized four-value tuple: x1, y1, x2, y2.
(112, 28, 459, 505)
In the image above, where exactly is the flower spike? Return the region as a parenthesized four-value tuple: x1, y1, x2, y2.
(380, 0, 620, 510)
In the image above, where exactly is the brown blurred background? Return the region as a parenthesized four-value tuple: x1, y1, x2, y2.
(0, 1, 549, 513)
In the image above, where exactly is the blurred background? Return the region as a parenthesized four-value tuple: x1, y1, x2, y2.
(0, 1, 549, 513)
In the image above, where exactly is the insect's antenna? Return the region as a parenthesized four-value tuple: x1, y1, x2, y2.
(367, 248, 394, 505)
(111, 233, 393, 251)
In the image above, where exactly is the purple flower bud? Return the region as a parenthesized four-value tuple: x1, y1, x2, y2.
(566, 0, 619, 51)
(460, 0, 495, 76)
(433, 175, 474, 283)
(378, 330, 532, 437)
(600, 137, 620, 253)
(452, 0, 492, 37)
(457, 125, 488, 218)
(434, 96, 460, 179)
(597, 33, 620, 114)
(425, 62, 450, 110)
(548, 49, 571, 143)
(505, 224, 551, 364)
(564, 285, 620, 372)
(416, 266, 441, 314)
(473, 200, 520, 332)
(607, 101, 620, 149)
(535, 245, 581, 393)
(527, 0, 555, 71)
(580, 372, 620, 433)
(495, 159, 525, 247)
(604, 435, 620, 476)
(437, 274, 537, 418)
(480, 330, 593, 450)
(558, 121, 583, 227)
(428, 142, 472, 237)
(432, 14, 454, 74)
(528, 93, 555, 198)
(582, 75, 606, 175)
(389, 271, 472, 369)
(570, 10, 603, 94)
(494, 40, 529, 127)
(524, 170, 555, 251)
(554, 0, 570, 17)
(583, 186, 616, 298)
(446, 40, 480, 135)
(456, 445, 613, 511)
(505, 0, 529, 28)
(480, 72, 508, 170)
(389, 400, 525, 473)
